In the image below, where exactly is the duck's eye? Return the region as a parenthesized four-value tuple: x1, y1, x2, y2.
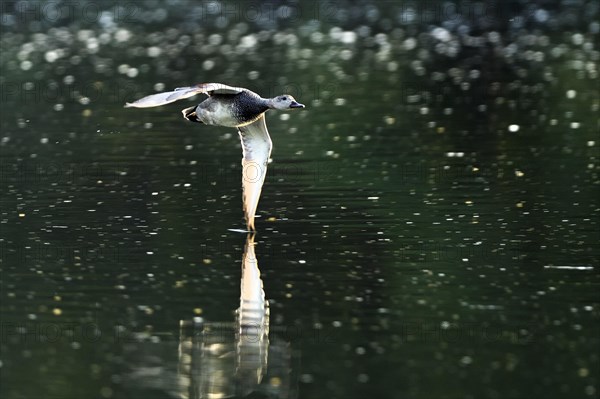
(281, 96, 288, 101)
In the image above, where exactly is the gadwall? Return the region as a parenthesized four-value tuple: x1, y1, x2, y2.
(125, 83, 305, 231)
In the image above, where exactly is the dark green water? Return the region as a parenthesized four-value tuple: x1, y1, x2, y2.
(1, 2, 599, 398)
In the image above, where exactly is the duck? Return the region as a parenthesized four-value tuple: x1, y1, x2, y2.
(125, 83, 305, 231)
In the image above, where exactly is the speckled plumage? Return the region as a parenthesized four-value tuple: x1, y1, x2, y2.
(194, 91, 269, 127)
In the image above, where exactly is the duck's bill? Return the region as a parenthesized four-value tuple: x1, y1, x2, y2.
(289, 101, 305, 108)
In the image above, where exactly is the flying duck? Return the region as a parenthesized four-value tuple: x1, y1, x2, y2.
(125, 83, 305, 231)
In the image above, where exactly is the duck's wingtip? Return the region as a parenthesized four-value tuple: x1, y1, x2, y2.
(124, 102, 133, 108)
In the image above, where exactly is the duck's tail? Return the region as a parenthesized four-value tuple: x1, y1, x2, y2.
(182, 106, 203, 123)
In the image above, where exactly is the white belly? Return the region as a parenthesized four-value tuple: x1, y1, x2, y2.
(197, 101, 239, 127)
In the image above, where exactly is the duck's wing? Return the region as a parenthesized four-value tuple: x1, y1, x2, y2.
(124, 83, 245, 108)
(238, 114, 272, 231)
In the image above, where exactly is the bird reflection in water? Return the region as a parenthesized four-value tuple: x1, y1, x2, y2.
(177, 233, 296, 399)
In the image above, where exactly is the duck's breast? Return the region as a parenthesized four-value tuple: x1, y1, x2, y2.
(196, 95, 240, 127)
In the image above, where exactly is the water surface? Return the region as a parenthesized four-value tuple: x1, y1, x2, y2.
(1, 1, 599, 398)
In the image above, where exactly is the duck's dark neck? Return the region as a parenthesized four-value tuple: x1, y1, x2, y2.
(236, 92, 269, 121)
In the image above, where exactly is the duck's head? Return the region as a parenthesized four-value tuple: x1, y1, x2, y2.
(269, 95, 305, 110)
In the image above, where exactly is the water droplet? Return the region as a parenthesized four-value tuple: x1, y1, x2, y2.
(202, 60, 215, 70)
(20, 60, 32, 70)
(45, 51, 59, 63)
(147, 46, 161, 57)
(126, 68, 138, 78)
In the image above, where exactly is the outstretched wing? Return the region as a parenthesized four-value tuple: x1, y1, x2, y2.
(238, 115, 272, 231)
(124, 83, 245, 108)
